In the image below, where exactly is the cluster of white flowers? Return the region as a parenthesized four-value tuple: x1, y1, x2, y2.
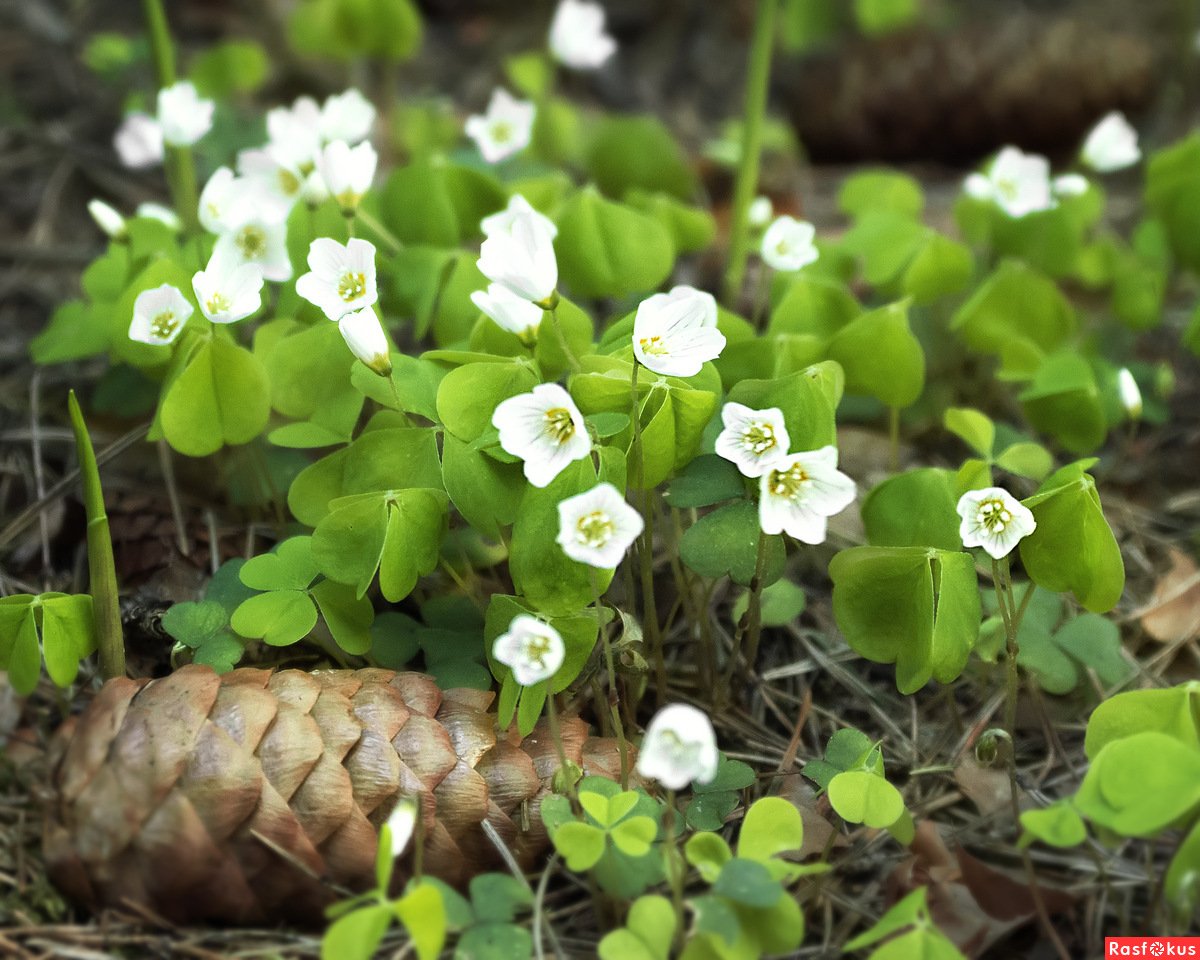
(760, 215, 819, 272)
(964, 113, 1140, 217)
(714, 403, 855, 543)
(113, 81, 214, 169)
(296, 237, 390, 376)
(472, 195, 558, 337)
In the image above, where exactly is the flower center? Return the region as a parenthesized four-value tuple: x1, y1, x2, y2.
(768, 462, 810, 500)
(976, 497, 1013, 534)
(236, 225, 267, 259)
(658, 729, 702, 770)
(776, 240, 790, 256)
(742, 421, 778, 455)
(638, 335, 669, 357)
(205, 292, 231, 315)
(996, 177, 1020, 202)
(491, 121, 512, 144)
(575, 511, 614, 548)
(524, 633, 555, 669)
(149, 311, 178, 340)
(544, 407, 576, 445)
(338, 270, 367, 302)
(278, 167, 301, 196)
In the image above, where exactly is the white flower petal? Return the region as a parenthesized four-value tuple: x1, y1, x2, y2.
(714, 402, 790, 478)
(1081, 111, 1140, 173)
(555, 482, 644, 568)
(758, 446, 855, 543)
(466, 88, 536, 164)
(114, 113, 164, 168)
(492, 383, 590, 488)
(632, 286, 723, 377)
(129, 283, 193, 346)
(955, 486, 1036, 560)
(761, 216, 819, 272)
(156, 81, 214, 147)
(549, 0, 617, 70)
(635, 704, 719, 790)
(492, 615, 565, 686)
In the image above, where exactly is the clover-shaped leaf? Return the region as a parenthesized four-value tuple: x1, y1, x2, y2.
(828, 770, 906, 830)
(597, 895, 675, 960)
(0, 593, 96, 694)
(830, 546, 980, 693)
(680, 500, 785, 588)
(1019, 801, 1087, 850)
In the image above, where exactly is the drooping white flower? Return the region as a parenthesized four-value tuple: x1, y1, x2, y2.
(555, 482, 644, 568)
(300, 169, 330, 207)
(236, 147, 306, 222)
(1081, 111, 1140, 173)
(465, 88, 536, 165)
(265, 96, 323, 171)
(113, 112, 164, 168)
(471, 283, 545, 339)
(87, 199, 126, 239)
(1052, 174, 1090, 198)
(956, 486, 1036, 560)
(632, 285, 724, 378)
(295, 237, 379, 320)
(963, 146, 1056, 218)
(198, 167, 245, 234)
(1117, 367, 1142, 419)
(316, 139, 377, 213)
(156, 81, 214, 147)
(383, 797, 418, 859)
(635, 703, 719, 791)
(338, 308, 392, 377)
(493, 614, 565, 686)
(748, 195, 773, 228)
(492, 383, 591, 488)
(319, 88, 376, 145)
(135, 202, 181, 231)
(548, 0, 617, 70)
(759, 446, 855, 544)
(212, 209, 293, 283)
(761, 216, 819, 272)
(481, 194, 558, 240)
(191, 248, 264, 325)
(129, 283, 193, 346)
(477, 204, 558, 304)
(714, 402, 791, 478)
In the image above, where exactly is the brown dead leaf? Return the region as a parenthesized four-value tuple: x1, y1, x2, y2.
(1140, 549, 1200, 644)
(953, 754, 1018, 818)
(776, 774, 847, 857)
(888, 820, 1074, 958)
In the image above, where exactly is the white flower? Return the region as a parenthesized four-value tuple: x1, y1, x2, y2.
(465, 88, 536, 164)
(761, 216, 819, 272)
(320, 88, 376, 144)
(212, 209, 293, 283)
(266, 96, 322, 170)
(338, 308, 392, 377)
(492, 383, 591, 488)
(956, 487, 1036, 560)
(191, 248, 264, 325)
(1117, 367, 1142, 419)
(549, 0, 617, 70)
(129, 283, 193, 346)
(236, 147, 306, 222)
(493, 615, 565, 686)
(156, 81, 214, 147)
(748, 195, 773, 228)
(135, 203, 181, 231)
(759, 446, 855, 544)
(384, 797, 418, 859)
(88, 199, 126, 239)
(555, 482, 644, 568)
(1052, 174, 1090, 198)
(300, 169, 330, 206)
(198, 167, 245, 234)
(113, 112, 164, 168)
(316, 139, 377, 213)
(1081, 111, 1140, 173)
(477, 204, 558, 304)
(964, 147, 1056, 218)
(471, 283, 545, 339)
(635, 704, 719, 791)
(632, 285, 724, 378)
(481, 194, 557, 240)
(714, 402, 790, 478)
(295, 237, 379, 320)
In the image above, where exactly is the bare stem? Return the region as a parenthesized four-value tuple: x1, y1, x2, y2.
(141, 0, 198, 232)
(591, 571, 629, 788)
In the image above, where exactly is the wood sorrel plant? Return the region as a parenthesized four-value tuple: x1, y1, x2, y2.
(26, 0, 1200, 953)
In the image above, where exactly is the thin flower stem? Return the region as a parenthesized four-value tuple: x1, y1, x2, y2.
(141, 0, 198, 232)
(888, 406, 901, 472)
(721, 0, 781, 305)
(590, 570, 629, 788)
(67, 391, 125, 682)
(544, 690, 579, 810)
(354, 206, 404, 254)
(990, 557, 1020, 739)
(630, 361, 665, 706)
(547, 301, 581, 374)
(664, 788, 687, 953)
(723, 527, 767, 689)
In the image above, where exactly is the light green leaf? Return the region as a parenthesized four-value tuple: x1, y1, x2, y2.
(827, 770, 905, 828)
(231, 590, 317, 646)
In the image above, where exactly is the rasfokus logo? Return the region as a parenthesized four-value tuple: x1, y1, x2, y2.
(1106, 938, 1200, 957)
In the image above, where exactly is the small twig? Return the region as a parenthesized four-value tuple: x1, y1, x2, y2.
(29, 370, 52, 588)
(157, 439, 190, 557)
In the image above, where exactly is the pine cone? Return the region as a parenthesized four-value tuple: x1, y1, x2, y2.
(43, 664, 625, 926)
